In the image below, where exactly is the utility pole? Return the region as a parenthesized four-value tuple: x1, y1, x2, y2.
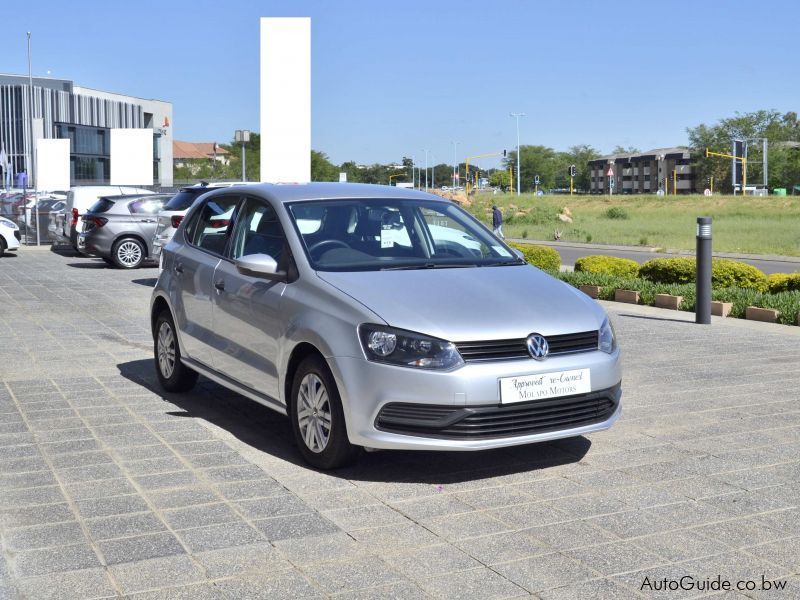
(27, 32, 39, 245)
(510, 112, 525, 196)
(424, 149, 429, 191)
(452, 141, 458, 189)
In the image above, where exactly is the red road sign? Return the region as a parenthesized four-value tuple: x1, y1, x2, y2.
(606, 167, 614, 177)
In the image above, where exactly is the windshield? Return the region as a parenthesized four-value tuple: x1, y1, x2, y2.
(288, 198, 521, 272)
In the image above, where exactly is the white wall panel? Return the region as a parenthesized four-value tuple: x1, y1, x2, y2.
(110, 128, 153, 185)
(260, 17, 311, 183)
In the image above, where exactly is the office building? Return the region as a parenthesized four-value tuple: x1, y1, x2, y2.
(588, 147, 695, 194)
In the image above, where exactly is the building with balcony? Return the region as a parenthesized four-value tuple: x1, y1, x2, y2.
(0, 74, 172, 187)
(588, 147, 695, 194)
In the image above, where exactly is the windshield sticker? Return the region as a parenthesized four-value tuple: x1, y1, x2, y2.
(381, 226, 397, 248)
(492, 245, 512, 257)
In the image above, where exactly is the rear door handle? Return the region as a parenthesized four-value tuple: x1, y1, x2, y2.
(214, 279, 225, 291)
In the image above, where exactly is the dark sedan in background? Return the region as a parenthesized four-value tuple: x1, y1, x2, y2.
(79, 194, 172, 268)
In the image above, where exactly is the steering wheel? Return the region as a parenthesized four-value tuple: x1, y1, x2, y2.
(308, 239, 351, 259)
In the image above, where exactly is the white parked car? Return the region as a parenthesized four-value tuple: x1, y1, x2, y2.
(0, 215, 21, 256)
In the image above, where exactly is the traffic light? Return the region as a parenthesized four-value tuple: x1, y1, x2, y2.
(503, 149, 507, 157)
(569, 164, 577, 177)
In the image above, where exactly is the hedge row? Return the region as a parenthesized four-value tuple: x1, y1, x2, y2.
(558, 271, 800, 325)
(508, 243, 561, 272)
(573, 254, 800, 295)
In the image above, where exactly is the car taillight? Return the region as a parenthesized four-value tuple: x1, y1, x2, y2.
(171, 215, 184, 228)
(71, 208, 79, 226)
(86, 216, 108, 228)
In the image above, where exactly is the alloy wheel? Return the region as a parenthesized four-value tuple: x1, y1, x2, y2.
(297, 373, 332, 453)
(157, 321, 176, 379)
(117, 240, 142, 267)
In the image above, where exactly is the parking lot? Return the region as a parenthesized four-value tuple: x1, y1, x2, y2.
(1, 246, 799, 599)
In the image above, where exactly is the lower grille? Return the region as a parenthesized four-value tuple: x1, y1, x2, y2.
(14, 230, 21, 241)
(375, 384, 620, 440)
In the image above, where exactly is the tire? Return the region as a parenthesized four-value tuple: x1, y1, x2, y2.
(0, 237, 5, 257)
(154, 309, 198, 393)
(112, 237, 145, 269)
(290, 355, 360, 469)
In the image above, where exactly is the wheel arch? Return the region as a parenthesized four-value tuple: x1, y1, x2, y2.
(114, 233, 149, 258)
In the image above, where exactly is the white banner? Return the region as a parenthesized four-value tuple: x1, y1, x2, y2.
(36, 138, 70, 191)
(110, 129, 154, 185)
(260, 17, 311, 183)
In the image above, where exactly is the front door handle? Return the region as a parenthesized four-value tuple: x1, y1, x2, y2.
(214, 279, 225, 292)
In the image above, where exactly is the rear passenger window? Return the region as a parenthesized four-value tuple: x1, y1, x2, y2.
(129, 198, 165, 214)
(189, 196, 239, 256)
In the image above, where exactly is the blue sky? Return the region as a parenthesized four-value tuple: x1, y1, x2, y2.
(4, 0, 798, 168)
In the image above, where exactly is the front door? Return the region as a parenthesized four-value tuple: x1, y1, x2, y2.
(211, 197, 288, 399)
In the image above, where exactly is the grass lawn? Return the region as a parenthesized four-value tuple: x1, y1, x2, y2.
(466, 192, 800, 256)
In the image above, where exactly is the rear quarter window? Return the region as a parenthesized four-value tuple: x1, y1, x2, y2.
(87, 198, 115, 213)
(164, 190, 202, 211)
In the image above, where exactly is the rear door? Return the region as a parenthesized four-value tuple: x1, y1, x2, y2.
(127, 196, 167, 255)
(171, 195, 240, 368)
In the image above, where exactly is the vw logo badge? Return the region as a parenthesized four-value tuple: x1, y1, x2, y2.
(526, 333, 549, 360)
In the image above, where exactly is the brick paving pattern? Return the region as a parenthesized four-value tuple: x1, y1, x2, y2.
(0, 247, 798, 598)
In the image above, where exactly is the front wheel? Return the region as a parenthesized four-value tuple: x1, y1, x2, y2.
(113, 237, 145, 269)
(154, 310, 198, 393)
(290, 355, 360, 469)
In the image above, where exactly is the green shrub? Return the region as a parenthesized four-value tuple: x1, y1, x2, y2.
(508, 242, 561, 272)
(574, 255, 640, 278)
(604, 206, 629, 220)
(640, 257, 767, 291)
(767, 273, 800, 294)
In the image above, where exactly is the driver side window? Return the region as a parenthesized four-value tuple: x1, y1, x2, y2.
(230, 198, 287, 264)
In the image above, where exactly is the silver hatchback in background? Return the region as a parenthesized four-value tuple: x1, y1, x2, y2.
(151, 183, 621, 469)
(80, 194, 172, 268)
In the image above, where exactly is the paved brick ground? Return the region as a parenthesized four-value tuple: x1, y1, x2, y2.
(1, 246, 799, 599)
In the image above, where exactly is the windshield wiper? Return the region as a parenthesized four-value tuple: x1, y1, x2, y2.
(380, 263, 478, 271)
(483, 259, 526, 267)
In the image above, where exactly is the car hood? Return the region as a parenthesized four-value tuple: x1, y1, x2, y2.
(316, 265, 604, 341)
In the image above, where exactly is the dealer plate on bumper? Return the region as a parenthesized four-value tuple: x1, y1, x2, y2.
(499, 368, 591, 404)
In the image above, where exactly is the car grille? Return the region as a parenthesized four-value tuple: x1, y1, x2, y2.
(456, 330, 598, 362)
(14, 230, 21, 241)
(375, 384, 619, 440)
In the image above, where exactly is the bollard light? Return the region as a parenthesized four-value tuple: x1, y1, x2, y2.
(696, 217, 712, 324)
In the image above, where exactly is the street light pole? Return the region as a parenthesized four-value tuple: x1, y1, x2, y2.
(234, 130, 250, 182)
(452, 141, 459, 189)
(27, 32, 39, 245)
(424, 149, 429, 191)
(510, 112, 525, 196)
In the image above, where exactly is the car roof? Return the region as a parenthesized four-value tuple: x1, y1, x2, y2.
(198, 182, 448, 205)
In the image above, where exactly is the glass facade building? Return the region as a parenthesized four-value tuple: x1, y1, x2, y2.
(0, 74, 172, 187)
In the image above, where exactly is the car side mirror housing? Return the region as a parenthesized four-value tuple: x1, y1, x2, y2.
(235, 253, 287, 281)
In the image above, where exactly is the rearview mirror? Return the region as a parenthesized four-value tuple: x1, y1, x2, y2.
(235, 253, 286, 280)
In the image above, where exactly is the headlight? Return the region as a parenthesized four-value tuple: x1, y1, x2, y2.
(359, 324, 464, 370)
(0, 217, 17, 229)
(598, 317, 617, 354)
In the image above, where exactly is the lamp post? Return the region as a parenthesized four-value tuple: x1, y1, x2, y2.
(510, 112, 525, 196)
(452, 141, 459, 189)
(234, 130, 250, 182)
(423, 149, 429, 191)
(27, 32, 39, 245)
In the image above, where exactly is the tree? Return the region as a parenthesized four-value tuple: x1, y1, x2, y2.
(687, 110, 800, 191)
(489, 169, 510, 191)
(611, 145, 639, 154)
(311, 150, 338, 181)
(504, 145, 560, 191)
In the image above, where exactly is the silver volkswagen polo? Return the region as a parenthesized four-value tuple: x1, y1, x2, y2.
(151, 183, 621, 469)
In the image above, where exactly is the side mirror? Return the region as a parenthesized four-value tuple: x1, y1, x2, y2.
(235, 253, 286, 281)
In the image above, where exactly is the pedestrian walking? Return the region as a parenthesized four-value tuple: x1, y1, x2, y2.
(492, 205, 504, 239)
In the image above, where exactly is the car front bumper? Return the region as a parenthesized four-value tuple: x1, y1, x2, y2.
(329, 349, 622, 450)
